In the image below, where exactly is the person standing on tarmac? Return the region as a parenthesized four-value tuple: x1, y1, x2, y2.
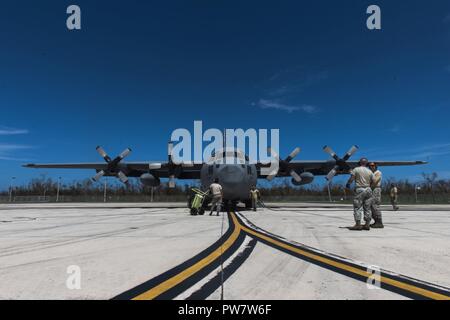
(346, 158, 374, 231)
(390, 183, 399, 211)
(209, 178, 223, 216)
(369, 162, 384, 228)
(250, 186, 260, 212)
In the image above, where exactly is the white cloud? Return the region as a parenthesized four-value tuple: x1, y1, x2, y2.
(0, 144, 32, 152)
(0, 126, 29, 135)
(300, 105, 318, 114)
(268, 71, 329, 97)
(0, 144, 33, 161)
(0, 155, 29, 161)
(253, 99, 318, 114)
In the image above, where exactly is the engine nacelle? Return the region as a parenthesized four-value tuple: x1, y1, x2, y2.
(140, 173, 160, 187)
(291, 172, 314, 186)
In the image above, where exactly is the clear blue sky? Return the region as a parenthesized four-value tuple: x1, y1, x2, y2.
(1, 0, 450, 189)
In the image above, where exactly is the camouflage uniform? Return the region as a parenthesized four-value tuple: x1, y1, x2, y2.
(351, 167, 374, 224)
(209, 183, 223, 216)
(354, 187, 373, 223)
(370, 170, 383, 223)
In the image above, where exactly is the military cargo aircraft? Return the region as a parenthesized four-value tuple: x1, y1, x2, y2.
(24, 143, 426, 207)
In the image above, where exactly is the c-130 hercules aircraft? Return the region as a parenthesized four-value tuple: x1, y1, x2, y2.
(24, 142, 426, 208)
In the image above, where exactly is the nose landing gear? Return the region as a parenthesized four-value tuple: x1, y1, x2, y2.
(223, 200, 237, 213)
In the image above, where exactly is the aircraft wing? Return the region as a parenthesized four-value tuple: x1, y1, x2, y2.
(24, 158, 427, 182)
(257, 160, 427, 178)
(363, 161, 428, 167)
(23, 162, 203, 179)
(23, 163, 109, 170)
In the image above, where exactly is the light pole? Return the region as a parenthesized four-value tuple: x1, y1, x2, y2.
(327, 182, 332, 203)
(103, 180, 107, 203)
(56, 177, 61, 202)
(415, 185, 421, 203)
(150, 187, 154, 203)
(9, 177, 16, 202)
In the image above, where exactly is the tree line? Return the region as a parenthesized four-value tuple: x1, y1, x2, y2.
(1, 173, 449, 203)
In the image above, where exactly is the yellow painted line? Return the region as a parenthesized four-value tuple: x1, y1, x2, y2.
(132, 214, 242, 300)
(235, 213, 450, 301)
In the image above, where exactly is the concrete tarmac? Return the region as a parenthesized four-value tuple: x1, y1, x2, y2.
(0, 203, 449, 300)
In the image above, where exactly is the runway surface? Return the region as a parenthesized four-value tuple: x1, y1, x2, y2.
(0, 203, 449, 300)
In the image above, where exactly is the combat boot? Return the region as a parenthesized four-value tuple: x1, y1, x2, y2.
(348, 222, 363, 231)
(371, 219, 384, 229)
(362, 221, 371, 231)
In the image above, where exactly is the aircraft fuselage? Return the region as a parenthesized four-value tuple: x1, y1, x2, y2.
(200, 163, 257, 202)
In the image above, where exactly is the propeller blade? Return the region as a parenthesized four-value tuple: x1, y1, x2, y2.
(109, 148, 132, 167)
(285, 147, 301, 162)
(290, 170, 302, 183)
(342, 145, 359, 161)
(266, 165, 280, 181)
(148, 163, 162, 170)
(118, 148, 132, 160)
(267, 147, 281, 161)
(96, 146, 111, 163)
(325, 165, 339, 181)
(168, 175, 176, 188)
(92, 170, 105, 182)
(323, 145, 339, 161)
(117, 171, 129, 185)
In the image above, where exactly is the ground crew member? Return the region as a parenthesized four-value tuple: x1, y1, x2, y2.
(369, 162, 384, 228)
(209, 178, 223, 216)
(346, 158, 374, 231)
(390, 183, 399, 211)
(250, 186, 260, 212)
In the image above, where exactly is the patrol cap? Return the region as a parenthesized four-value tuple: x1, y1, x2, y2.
(359, 158, 369, 165)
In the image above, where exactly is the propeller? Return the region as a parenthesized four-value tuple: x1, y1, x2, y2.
(92, 146, 132, 186)
(322, 145, 359, 182)
(166, 141, 194, 188)
(266, 147, 302, 183)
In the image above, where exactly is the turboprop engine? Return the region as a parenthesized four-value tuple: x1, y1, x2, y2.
(140, 173, 161, 187)
(291, 172, 314, 186)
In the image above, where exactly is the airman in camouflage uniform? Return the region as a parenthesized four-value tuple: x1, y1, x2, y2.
(369, 162, 384, 228)
(346, 158, 374, 231)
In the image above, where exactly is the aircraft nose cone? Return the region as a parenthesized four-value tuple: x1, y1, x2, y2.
(220, 165, 244, 184)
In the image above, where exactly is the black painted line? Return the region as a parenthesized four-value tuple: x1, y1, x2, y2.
(185, 237, 258, 300)
(155, 232, 247, 300)
(112, 213, 236, 300)
(235, 212, 450, 300)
